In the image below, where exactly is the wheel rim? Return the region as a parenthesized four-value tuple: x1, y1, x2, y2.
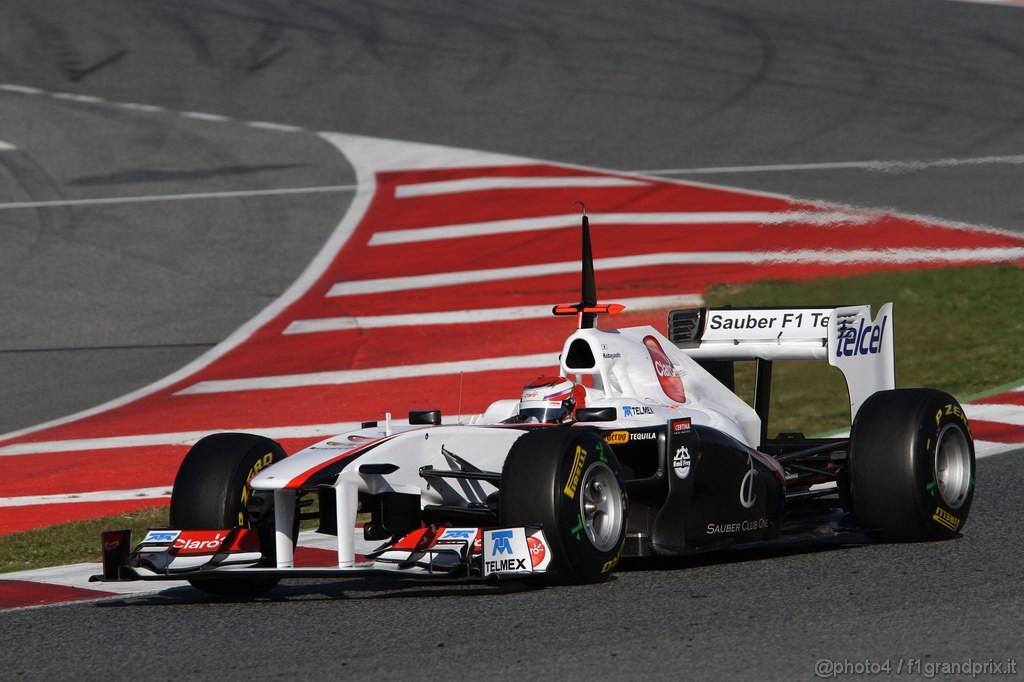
(934, 424, 971, 510)
(579, 461, 624, 552)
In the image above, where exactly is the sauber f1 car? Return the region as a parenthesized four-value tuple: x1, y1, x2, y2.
(94, 210, 975, 596)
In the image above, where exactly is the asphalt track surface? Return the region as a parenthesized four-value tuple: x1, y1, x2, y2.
(1, 0, 1023, 679)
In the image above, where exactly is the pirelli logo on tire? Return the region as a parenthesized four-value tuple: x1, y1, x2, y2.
(563, 446, 587, 499)
(932, 506, 961, 533)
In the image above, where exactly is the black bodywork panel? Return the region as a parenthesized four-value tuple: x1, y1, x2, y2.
(604, 421, 785, 558)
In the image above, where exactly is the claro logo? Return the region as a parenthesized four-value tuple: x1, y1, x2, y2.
(643, 336, 686, 403)
(173, 531, 227, 555)
(835, 316, 888, 358)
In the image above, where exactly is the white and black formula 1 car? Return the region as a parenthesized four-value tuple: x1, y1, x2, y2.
(94, 211, 976, 596)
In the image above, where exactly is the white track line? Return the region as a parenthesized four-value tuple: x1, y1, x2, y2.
(0, 423, 357, 456)
(395, 175, 647, 198)
(0, 562, 167, 598)
(0, 139, 16, 151)
(964, 403, 1024, 425)
(0, 185, 357, 210)
(0, 84, 45, 95)
(284, 294, 702, 334)
(0, 415, 484, 457)
(976, 441, 1024, 457)
(181, 111, 231, 122)
(117, 102, 168, 113)
(0, 487, 170, 508)
(329, 247, 1024, 297)
(177, 352, 557, 396)
(247, 120, 305, 132)
(638, 154, 1024, 176)
(368, 210, 868, 246)
(50, 92, 105, 104)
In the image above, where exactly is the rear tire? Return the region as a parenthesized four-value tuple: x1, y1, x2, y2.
(170, 433, 288, 596)
(500, 427, 627, 584)
(848, 389, 975, 542)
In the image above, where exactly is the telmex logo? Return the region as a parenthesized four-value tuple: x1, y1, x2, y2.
(142, 530, 181, 544)
(490, 530, 514, 556)
(440, 529, 475, 540)
(835, 317, 888, 358)
(604, 431, 629, 445)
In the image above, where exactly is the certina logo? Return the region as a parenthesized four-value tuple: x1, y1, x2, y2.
(622, 405, 655, 417)
(835, 316, 888, 358)
(490, 530, 514, 556)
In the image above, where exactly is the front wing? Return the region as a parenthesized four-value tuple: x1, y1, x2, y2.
(90, 525, 552, 585)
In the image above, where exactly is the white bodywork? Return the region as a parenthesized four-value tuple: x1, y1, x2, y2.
(247, 303, 894, 572)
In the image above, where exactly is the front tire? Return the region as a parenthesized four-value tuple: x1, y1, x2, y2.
(170, 432, 288, 596)
(499, 427, 627, 584)
(848, 389, 975, 542)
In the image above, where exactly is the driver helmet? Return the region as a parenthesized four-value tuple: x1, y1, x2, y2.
(518, 376, 585, 423)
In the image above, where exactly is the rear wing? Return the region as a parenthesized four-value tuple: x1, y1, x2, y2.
(668, 304, 895, 421)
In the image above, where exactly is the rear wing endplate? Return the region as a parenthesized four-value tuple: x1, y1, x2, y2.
(668, 304, 895, 420)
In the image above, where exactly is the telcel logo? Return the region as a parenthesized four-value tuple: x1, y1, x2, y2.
(835, 316, 888, 358)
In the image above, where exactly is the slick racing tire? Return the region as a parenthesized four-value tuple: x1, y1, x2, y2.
(500, 427, 627, 584)
(170, 433, 289, 597)
(848, 389, 975, 542)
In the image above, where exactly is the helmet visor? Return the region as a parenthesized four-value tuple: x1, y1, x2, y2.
(518, 401, 569, 424)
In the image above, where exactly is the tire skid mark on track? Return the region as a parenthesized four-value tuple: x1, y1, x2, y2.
(1, 131, 1023, 538)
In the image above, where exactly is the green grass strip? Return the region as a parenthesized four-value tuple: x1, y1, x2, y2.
(1, 507, 168, 574)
